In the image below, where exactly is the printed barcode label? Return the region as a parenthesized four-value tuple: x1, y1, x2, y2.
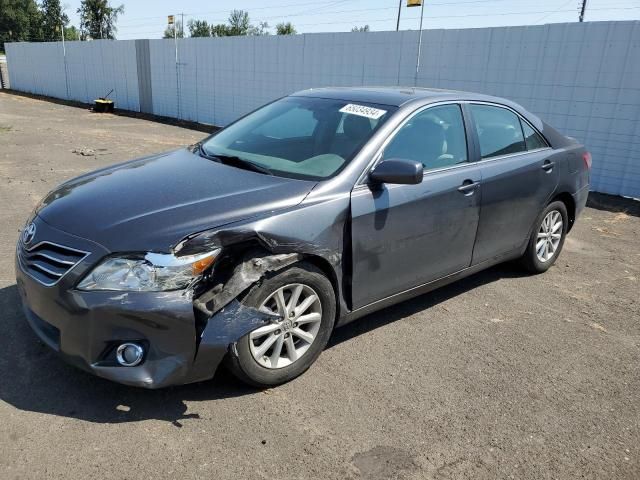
(339, 104, 387, 120)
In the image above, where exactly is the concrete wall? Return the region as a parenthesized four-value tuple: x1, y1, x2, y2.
(5, 21, 640, 198)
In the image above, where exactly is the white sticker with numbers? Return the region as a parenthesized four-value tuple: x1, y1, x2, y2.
(339, 104, 387, 120)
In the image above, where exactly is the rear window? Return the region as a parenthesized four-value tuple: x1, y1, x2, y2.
(470, 104, 526, 159)
(470, 104, 549, 158)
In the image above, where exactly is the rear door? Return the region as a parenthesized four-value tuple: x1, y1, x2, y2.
(468, 103, 559, 264)
(350, 103, 481, 309)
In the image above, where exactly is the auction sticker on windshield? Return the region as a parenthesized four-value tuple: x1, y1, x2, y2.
(339, 104, 387, 120)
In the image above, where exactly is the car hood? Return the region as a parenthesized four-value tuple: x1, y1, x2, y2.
(36, 148, 317, 253)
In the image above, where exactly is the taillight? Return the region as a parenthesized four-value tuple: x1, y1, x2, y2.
(582, 151, 592, 170)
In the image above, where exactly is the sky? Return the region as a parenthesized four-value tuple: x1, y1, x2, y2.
(61, 0, 640, 40)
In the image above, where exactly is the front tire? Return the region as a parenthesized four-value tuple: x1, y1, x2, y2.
(520, 200, 568, 273)
(228, 262, 336, 388)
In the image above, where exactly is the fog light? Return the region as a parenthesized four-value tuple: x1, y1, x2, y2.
(116, 343, 145, 367)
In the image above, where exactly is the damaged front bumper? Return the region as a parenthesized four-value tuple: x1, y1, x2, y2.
(14, 218, 277, 389)
(17, 262, 271, 388)
(17, 261, 271, 388)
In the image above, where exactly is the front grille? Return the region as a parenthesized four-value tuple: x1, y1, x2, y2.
(18, 241, 89, 287)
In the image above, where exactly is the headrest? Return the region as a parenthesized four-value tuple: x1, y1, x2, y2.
(343, 115, 372, 140)
(412, 117, 445, 140)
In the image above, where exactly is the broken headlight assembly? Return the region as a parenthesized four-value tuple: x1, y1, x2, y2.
(77, 249, 220, 292)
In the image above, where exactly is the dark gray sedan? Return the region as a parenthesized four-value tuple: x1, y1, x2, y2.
(16, 87, 590, 388)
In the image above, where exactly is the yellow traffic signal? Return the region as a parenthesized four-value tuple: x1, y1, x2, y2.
(407, 0, 422, 6)
(167, 15, 175, 25)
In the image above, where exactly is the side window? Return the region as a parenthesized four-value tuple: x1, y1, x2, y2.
(382, 104, 468, 171)
(521, 121, 548, 150)
(470, 104, 526, 159)
(252, 107, 317, 139)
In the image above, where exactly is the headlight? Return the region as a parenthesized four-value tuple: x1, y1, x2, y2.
(77, 249, 220, 292)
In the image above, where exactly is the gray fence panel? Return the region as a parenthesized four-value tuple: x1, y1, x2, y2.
(135, 40, 153, 114)
(5, 40, 139, 110)
(5, 21, 640, 198)
(148, 39, 178, 118)
(64, 40, 139, 110)
(193, 37, 216, 125)
(6, 42, 67, 98)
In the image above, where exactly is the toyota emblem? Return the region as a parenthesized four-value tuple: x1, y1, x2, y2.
(22, 222, 36, 245)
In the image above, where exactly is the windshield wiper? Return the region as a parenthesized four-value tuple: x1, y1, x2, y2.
(198, 145, 274, 176)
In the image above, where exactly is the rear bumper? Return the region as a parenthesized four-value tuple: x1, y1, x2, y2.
(15, 217, 268, 388)
(572, 184, 589, 219)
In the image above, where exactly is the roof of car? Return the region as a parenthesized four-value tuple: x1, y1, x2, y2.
(292, 86, 505, 107)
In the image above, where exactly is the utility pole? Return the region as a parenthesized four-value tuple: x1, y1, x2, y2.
(396, 0, 402, 31)
(60, 23, 66, 54)
(168, 15, 177, 62)
(171, 14, 181, 120)
(414, 0, 425, 85)
(174, 17, 178, 63)
(579, 0, 587, 22)
(61, 19, 69, 99)
(181, 12, 185, 38)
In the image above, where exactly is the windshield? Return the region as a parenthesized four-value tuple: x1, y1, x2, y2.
(201, 96, 396, 180)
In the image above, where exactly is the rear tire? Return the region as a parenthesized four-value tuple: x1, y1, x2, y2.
(520, 200, 568, 273)
(227, 262, 336, 388)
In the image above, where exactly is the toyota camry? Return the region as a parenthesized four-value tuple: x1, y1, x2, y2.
(16, 87, 590, 388)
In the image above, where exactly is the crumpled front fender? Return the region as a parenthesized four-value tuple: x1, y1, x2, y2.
(183, 300, 277, 385)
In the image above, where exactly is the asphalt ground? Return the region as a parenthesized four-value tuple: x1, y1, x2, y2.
(0, 92, 638, 479)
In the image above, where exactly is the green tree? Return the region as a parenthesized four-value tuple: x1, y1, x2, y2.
(187, 19, 210, 38)
(163, 21, 183, 39)
(0, 0, 43, 48)
(276, 22, 296, 35)
(249, 21, 269, 36)
(77, 0, 124, 40)
(64, 25, 80, 41)
(208, 11, 270, 38)
(210, 23, 228, 37)
(227, 9, 250, 36)
(351, 25, 370, 32)
(40, 0, 68, 41)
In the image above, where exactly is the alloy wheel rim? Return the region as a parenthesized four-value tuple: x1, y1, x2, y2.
(249, 283, 322, 369)
(536, 210, 563, 263)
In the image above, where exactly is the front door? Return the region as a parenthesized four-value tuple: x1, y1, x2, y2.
(350, 104, 481, 309)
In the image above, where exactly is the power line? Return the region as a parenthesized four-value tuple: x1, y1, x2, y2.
(120, 0, 353, 21)
(286, 6, 640, 27)
(107, 5, 640, 37)
(5, 4, 640, 41)
(117, 5, 399, 29)
(114, 0, 577, 28)
(533, 0, 578, 24)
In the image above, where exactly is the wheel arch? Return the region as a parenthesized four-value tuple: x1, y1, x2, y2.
(193, 242, 342, 322)
(550, 192, 576, 231)
(298, 254, 341, 324)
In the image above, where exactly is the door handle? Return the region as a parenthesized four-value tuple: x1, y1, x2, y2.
(542, 160, 555, 172)
(457, 180, 480, 195)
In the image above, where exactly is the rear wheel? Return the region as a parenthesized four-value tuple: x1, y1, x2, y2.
(520, 200, 568, 273)
(228, 263, 336, 387)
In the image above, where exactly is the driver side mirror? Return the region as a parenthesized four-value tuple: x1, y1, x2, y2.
(369, 158, 423, 185)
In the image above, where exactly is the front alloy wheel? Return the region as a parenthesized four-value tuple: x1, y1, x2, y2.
(228, 262, 336, 387)
(249, 284, 322, 369)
